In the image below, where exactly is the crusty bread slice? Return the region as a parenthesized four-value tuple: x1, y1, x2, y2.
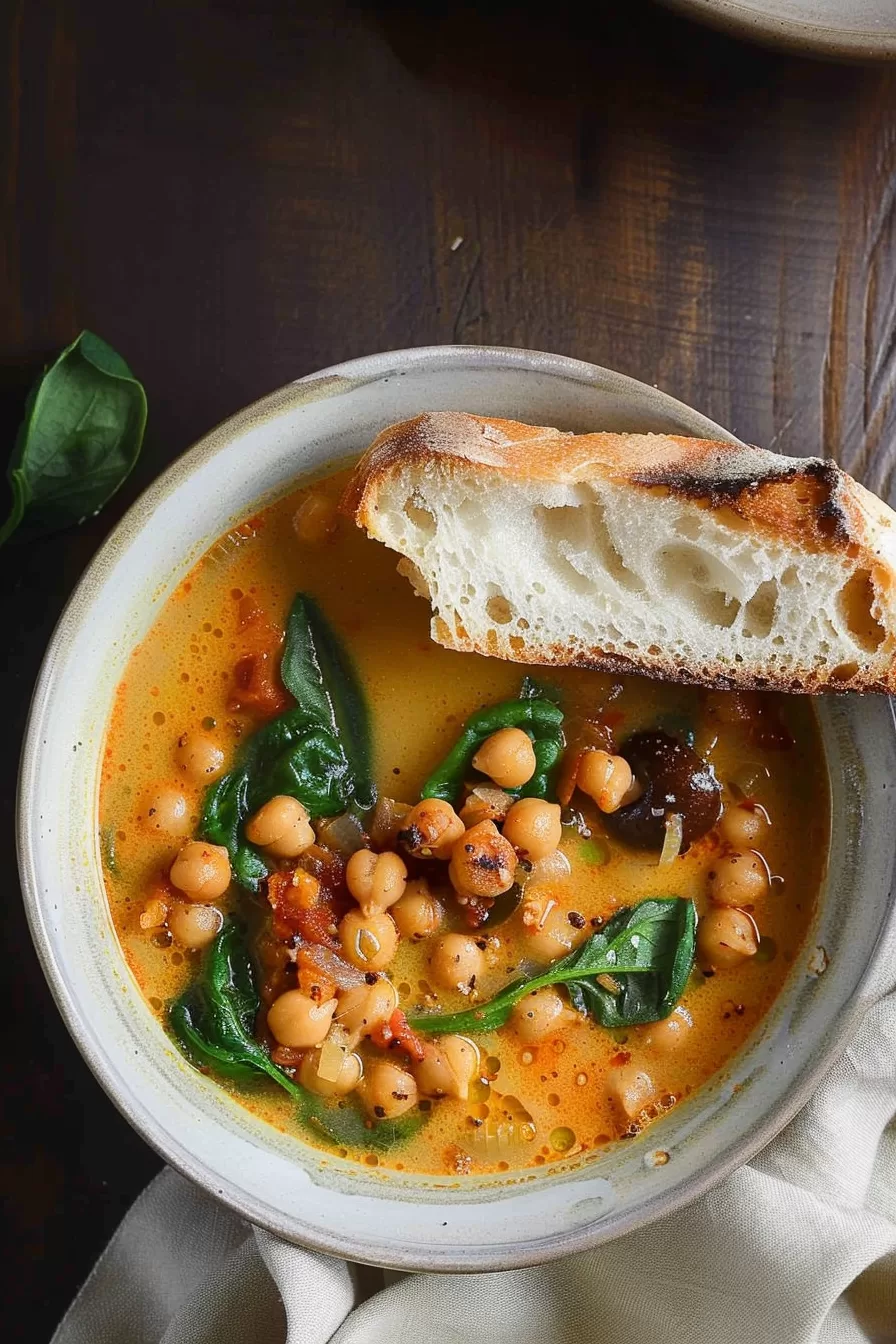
(341, 412, 896, 693)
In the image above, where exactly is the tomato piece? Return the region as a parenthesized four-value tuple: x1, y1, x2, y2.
(370, 1009, 426, 1062)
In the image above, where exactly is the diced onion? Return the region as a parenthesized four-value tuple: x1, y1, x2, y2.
(470, 785, 514, 819)
(139, 897, 168, 930)
(297, 941, 366, 990)
(317, 1038, 347, 1083)
(315, 811, 367, 856)
(659, 813, 684, 866)
(367, 796, 411, 849)
(526, 849, 572, 889)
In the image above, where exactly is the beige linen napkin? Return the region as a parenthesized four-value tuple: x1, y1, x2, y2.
(53, 984, 896, 1344)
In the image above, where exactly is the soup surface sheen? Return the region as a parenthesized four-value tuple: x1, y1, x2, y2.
(101, 467, 829, 1178)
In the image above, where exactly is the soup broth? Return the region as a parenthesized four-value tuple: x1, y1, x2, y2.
(100, 467, 829, 1177)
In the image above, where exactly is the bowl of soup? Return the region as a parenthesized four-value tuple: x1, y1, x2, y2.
(19, 345, 896, 1270)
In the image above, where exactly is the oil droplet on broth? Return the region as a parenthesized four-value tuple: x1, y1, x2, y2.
(550, 1127, 576, 1153)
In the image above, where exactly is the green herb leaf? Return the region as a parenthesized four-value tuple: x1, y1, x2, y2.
(1, 331, 147, 545)
(201, 597, 376, 891)
(409, 897, 696, 1034)
(421, 685, 565, 804)
(172, 924, 427, 1150)
(300, 1093, 427, 1152)
(169, 922, 303, 1098)
(281, 594, 376, 812)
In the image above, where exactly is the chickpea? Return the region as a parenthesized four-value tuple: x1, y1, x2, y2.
(339, 909, 399, 972)
(720, 802, 770, 849)
(143, 786, 192, 838)
(414, 1043, 457, 1099)
(345, 848, 407, 916)
(428, 933, 486, 993)
(245, 795, 315, 859)
(299, 1046, 363, 1098)
(448, 821, 516, 900)
(643, 1005, 694, 1052)
(336, 979, 398, 1045)
(167, 901, 223, 950)
(502, 798, 562, 861)
(414, 1035, 480, 1100)
(472, 728, 537, 790)
(175, 731, 225, 782)
(697, 907, 759, 969)
(707, 851, 770, 907)
(576, 750, 640, 813)
(607, 1063, 657, 1120)
(267, 990, 337, 1048)
(510, 987, 573, 1042)
(522, 900, 584, 965)
(293, 491, 338, 545)
(361, 1059, 418, 1120)
(398, 798, 465, 860)
(391, 880, 444, 941)
(169, 840, 232, 901)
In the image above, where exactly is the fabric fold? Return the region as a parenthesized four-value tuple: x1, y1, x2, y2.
(52, 991, 896, 1344)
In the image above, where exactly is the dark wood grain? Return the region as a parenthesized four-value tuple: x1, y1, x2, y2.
(3, 0, 896, 1336)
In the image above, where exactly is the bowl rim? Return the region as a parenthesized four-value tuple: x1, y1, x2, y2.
(17, 343, 896, 1271)
(658, 0, 896, 61)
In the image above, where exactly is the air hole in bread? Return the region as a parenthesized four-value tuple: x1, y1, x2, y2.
(535, 502, 645, 594)
(831, 661, 859, 681)
(486, 594, 514, 625)
(403, 496, 437, 542)
(743, 580, 779, 639)
(658, 544, 740, 628)
(838, 570, 885, 651)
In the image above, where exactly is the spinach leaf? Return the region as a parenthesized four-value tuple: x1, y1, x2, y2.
(169, 922, 303, 1098)
(409, 897, 696, 1034)
(300, 1093, 427, 1152)
(1, 331, 147, 545)
(172, 923, 425, 1152)
(421, 687, 565, 804)
(280, 594, 376, 811)
(201, 596, 375, 891)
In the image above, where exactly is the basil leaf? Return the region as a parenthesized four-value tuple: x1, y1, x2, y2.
(169, 922, 303, 1099)
(281, 594, 376, 812)
(1, 331, 147, 545)
(409, 897, 696, 1035)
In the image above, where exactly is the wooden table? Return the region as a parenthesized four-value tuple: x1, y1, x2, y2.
(3, 0, 895, 1334)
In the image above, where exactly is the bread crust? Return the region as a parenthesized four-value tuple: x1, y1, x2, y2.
(341, 412, 896, 694)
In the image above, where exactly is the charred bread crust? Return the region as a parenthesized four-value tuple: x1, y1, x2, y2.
(342, 412, 896, 694)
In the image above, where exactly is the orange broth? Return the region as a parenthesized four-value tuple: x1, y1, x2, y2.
(100, 467, 829, 1177)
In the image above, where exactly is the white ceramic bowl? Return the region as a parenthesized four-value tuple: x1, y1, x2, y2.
(658, 0, 896, 60)
(19, 346, 896, 1271)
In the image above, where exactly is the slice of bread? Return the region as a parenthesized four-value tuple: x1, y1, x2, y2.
(341, 412, 896, 693)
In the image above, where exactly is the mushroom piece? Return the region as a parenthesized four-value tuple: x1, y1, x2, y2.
(601, 730, 721, 851)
